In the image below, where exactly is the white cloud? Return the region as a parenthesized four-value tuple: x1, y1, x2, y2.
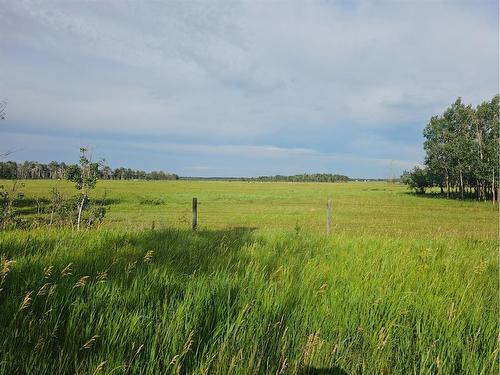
(0, 0, 497, 176)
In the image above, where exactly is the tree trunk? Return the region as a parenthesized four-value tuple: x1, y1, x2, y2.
(445, 173, 450, 198)
(493, 168, 496, 204)
(459, 170, 464, 200)
(77, 195, 86, 231)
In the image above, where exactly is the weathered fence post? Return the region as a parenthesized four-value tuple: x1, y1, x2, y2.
(192, 197, 198, 231)
(326, 198, 332, 236)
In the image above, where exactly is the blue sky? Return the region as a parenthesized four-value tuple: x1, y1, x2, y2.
(0, 0, 498, 178)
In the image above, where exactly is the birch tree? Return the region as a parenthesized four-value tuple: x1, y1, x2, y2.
(407, 95, 499, 202)
(65, 148, 101, 230)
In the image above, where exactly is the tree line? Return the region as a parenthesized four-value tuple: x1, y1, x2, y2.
(0, 160, 178, 181)
(250, 173, 350, 182)
(1, 149, 109, 230)
(402, 95, 499, 202)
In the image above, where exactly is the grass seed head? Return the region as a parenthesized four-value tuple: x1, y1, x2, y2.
(378, 327, 389, 349)
(435, 355, 442, 369)
(125, 261, 137, 273)
(143, 250, 154, 263)
(48, 283, 57, 296)
(43, 265, 53, 279)
(37, 283, 52, 296)
(73, 276, 90, 289)
(96, 271, 107, 283)
(303, 331, 321, 365)
(473, 259, 487, 274)
(18, 291, 32, 311)
(169, 354, 179, 366)
(1, 257, 15, 278)
(61, 263, 73, 277)
(183, 331, 194, 353)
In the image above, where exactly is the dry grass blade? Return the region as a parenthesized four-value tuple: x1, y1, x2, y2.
(277, 357, 288, 375)
(316, 283, 327, 295)
(81, 335, 100, 350)
(135, 344, 144, 356)
(93, 361, 107, 374)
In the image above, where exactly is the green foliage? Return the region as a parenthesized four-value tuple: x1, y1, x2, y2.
(64, 148, 107, 230)
(0, 182, 25, 230)
(418, 95, 499, 201)
(0, 185, 10, 228)
(65, 148, 100, 191)
(401, 166, 429, 194)
(86, 201, 107, 228)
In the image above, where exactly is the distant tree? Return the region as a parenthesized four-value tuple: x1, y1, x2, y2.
(251, 173, 350, 183)
(0, 159, 178, 181)
(401, 167, 430, 194)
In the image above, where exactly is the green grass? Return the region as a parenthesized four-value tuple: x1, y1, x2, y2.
(4, 179, 497, 238)
(0, 180, 498, 374)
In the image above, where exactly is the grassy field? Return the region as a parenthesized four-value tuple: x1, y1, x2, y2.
(0, 180, 498, 374)
(7, 179, 497, 238)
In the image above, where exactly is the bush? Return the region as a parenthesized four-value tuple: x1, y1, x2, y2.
(401, 167, 430, 194)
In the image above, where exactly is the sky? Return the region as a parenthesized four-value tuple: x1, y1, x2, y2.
(0, 0, 498, 178)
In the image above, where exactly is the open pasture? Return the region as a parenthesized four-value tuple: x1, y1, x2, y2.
(7, 179, 498, 239)
(0, 180, 497, 374)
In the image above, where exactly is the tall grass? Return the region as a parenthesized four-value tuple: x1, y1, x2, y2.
(0, 228, 497, 374)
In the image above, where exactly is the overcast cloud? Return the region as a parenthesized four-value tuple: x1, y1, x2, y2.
(0, 0, 498, 177)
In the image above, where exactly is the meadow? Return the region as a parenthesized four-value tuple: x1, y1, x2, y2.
(0, 180, 498, 374)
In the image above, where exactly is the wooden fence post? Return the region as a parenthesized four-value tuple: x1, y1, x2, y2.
(192, 197, 198, 231)
(326, 198, 332, 236)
